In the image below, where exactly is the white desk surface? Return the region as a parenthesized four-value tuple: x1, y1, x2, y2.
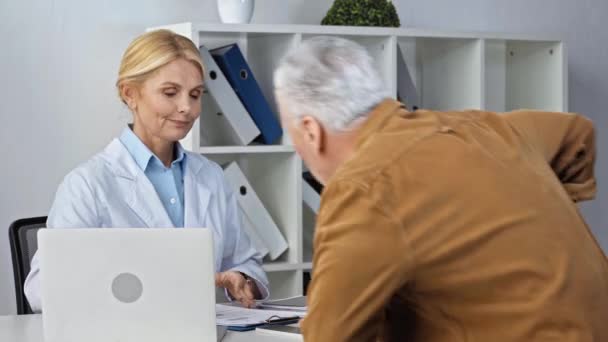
(0, 314, 302, 342)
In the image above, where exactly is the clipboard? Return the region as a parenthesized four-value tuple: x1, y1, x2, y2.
(216, 303, 304, 332)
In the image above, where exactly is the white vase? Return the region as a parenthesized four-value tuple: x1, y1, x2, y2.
(217, 0, 255, 24)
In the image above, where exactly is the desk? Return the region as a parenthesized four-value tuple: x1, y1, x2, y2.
(0, 314, 302, 342)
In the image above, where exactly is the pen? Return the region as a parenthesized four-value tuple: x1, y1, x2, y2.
(265, 315, 301, 325)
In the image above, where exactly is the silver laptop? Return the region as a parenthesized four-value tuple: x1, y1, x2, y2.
(38, 228, 217, 342)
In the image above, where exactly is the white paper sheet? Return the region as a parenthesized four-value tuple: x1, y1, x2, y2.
(216, 303, 305, 327)
(259, 295, 307, 312)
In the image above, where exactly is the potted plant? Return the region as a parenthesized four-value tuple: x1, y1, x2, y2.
(321, 0, 401, 27)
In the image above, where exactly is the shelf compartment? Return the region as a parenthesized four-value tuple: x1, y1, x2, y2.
(398, 37, 483, 111)
(484, 39, 565, 112)
(203, 152, 302, 264)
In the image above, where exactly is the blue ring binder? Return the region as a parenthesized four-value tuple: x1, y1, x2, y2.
(210, 44, 283, 144)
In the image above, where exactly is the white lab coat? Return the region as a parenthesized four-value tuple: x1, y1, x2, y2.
(24, 138, 269, 312)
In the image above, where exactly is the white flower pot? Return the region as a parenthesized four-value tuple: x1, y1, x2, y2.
(217, 0, 255, 24)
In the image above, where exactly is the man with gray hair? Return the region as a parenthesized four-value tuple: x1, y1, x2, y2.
(274, 36, 608, 341)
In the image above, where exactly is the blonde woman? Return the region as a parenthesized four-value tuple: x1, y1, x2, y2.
(24, 30, 269, 312)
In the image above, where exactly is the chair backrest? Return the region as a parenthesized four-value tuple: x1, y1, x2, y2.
(8, 216, 47, 315)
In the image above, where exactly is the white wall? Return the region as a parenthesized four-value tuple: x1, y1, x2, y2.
(0, 0, 606, 315)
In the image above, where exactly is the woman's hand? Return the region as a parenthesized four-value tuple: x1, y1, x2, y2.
(215, 271, 261, 308)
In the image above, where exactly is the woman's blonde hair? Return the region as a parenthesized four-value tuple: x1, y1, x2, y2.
(116, 29, 204, 104)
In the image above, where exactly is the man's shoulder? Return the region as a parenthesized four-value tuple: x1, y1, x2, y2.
(329, 110, 495, 198)
(330, 116, 438, 191)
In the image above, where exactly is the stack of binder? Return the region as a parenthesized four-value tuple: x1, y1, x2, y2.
(198, 44, 283, 146)
(211, 44, 283, 144)
(199, 45, 260, 146)
(223, 162, 288, 260)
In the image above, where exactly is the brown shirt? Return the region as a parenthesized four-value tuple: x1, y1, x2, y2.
(301, 99, 608, 342)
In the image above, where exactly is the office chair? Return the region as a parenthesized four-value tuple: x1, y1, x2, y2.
(8, 216, 47, 315)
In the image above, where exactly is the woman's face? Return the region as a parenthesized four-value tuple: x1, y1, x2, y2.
(127, 58, 204, 143)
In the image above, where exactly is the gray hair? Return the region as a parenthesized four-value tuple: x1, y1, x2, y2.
(274, 36, 389, 132)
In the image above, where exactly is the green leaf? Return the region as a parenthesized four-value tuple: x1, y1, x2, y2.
(321, 0, 401, 27)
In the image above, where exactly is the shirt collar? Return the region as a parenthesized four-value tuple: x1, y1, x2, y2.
(354, 99, 407, 150)
(173, 141, 186, 167)
(119, 125, 186, 172)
